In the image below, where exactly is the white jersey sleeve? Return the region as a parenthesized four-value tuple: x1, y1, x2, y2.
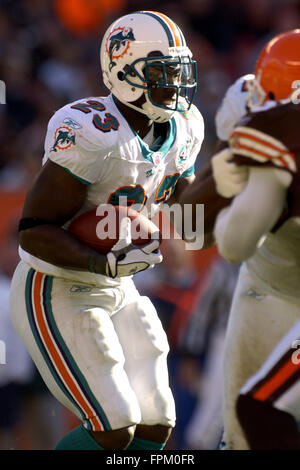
(43, 109, 107, 185)
(177, 102, 204, 177)
(215, 74, 255, 141)
(189, 104, 204, 171)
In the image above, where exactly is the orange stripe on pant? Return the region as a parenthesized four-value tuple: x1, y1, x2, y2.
(253, 357, 300, 401)
(32, 272, 102, 431)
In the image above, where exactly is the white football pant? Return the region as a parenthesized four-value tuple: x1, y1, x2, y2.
(10, 261, 176, 432)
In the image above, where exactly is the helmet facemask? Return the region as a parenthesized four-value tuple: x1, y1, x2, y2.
(117, 52, 197, 122)
(244, 73, 267, 111)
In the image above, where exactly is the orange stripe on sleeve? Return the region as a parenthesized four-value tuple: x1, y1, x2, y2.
(232, 131, 295, 160)
(234, 143, 278, 161)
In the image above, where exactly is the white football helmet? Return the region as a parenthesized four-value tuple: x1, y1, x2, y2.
(100, 11, 197, 123)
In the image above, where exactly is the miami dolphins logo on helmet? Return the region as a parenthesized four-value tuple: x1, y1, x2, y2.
(106, 27, 135, 71)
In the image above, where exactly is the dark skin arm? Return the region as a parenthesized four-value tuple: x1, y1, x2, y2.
(19, 160, 107, 274)
(176, 160, 232, 248)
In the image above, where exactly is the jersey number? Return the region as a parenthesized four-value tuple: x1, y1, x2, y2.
(71, 100, 119, 133)
(155, 174, 180, 204)
(107, 174, 179, 210)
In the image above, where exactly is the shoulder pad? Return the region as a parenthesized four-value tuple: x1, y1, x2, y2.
(229, 102, 299, 173)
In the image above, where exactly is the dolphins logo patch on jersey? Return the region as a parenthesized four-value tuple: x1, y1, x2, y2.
(51, 126, 76, 152)
(106, 27, 135, 71)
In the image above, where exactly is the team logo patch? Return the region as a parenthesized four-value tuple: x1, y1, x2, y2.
(152, 152, 162, 166)
(106, 26, 135, 71)
(51, 126, 76, 152)
(63, 117, 82, 129)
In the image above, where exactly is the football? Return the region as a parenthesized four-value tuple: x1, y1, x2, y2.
(68, 205, 161, 255)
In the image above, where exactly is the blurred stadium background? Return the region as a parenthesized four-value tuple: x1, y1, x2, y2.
(0, 0, 299, 450)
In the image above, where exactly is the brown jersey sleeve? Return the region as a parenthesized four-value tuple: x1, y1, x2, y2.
(228, 102, 300, 178)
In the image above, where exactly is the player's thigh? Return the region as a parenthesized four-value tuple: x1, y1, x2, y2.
(224, 264, 300, 390)
(223, 264, 300, 447)
(112, 291, 176, 428)
(10, 262, 141, 431)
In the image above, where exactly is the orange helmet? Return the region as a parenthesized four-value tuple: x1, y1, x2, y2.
(255, 29, 300, 101)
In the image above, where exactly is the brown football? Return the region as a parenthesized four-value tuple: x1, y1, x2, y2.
(68, 205, 161, 255)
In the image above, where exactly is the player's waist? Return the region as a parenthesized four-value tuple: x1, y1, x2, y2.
(18, 247, 124, 288)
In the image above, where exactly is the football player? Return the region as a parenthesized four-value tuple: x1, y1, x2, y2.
(10, 11, 204, 450)
(212, 30, 300, 449)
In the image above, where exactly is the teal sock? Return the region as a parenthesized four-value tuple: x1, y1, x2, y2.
(126, 436, 166, 450)
(55, 424, 105, 450)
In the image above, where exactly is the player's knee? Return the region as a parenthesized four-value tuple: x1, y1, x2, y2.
(135, 385, 175, 431)
(154, 387, 176, 424)
(91, 425, 136, 450)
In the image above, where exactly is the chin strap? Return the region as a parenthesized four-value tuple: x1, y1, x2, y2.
(141, 100, 174, 123)
(116, 91, 175, 123)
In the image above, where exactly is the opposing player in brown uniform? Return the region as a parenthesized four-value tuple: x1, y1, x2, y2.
(212, 30, 300, 449)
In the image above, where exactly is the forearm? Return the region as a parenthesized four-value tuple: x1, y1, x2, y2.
(214, 168, 291, 263)
(19, 224, 107, 274)
(180, 172, 232, 239)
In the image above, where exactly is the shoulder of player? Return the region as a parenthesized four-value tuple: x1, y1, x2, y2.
(239, 101, 300, 143)
(174, 102, 204, 136)
(230, 101, 299, 174)
(47, 95, 120, 150)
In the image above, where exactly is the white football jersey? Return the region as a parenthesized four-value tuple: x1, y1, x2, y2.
(20, 93, 204, 286)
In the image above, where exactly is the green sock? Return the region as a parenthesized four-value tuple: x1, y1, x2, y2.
(55, 424, 105, 450)
(126, 436, 166, 450)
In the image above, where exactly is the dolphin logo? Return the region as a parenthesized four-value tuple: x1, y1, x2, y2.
(51, 127, 76, 152)
(107, 27, 135, 71)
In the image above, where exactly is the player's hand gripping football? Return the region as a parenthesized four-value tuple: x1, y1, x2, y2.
(105, 217, 163, 278)
(211, 147, 249, 198)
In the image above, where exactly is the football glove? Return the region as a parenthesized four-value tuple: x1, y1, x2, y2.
(106, 217, 163, 278)
(212, 147, 249, 198)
